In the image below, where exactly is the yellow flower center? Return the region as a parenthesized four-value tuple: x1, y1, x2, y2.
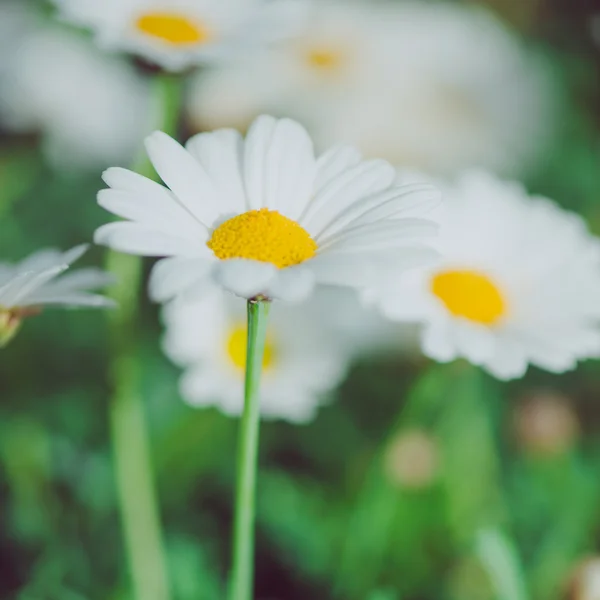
(135, 12, 211, 45)
(431, 269, 506, 325)
(306, 47, 343, 70)
(226, 324, 274, 371)
(207, 209, 317, 269)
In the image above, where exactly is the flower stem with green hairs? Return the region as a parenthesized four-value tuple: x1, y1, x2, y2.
(107, 72, 182, 600)
(228, 298, 271, 600)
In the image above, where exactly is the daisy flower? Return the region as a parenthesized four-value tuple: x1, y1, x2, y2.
(94, 115, 440, 303)
(0, 245, 114, 346)
(162, 287, 350, 422)
(187, 0, 395, 130)
(52, 0, 306, 72)
(370, 171, 600, 380)
(188, 0, 557, 176)
(0, 3, 153, 171)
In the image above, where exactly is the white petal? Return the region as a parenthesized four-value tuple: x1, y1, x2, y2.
(516, 329, 582, 374)
(452, 321, 496, 365)
(484, 334, 529, 380)
(262, 118, 316, 219)
(0, 266, 66, 307)
(97, 189, 207, 239)
(264, 266, 315, 302)
(243, 115, 277, 211)
(421, 322, 459, 363)
(60, 244, 89, 266)
(261, 389, 319, 423)
(309, 247, 438, 289)
(102, 166, 159, 193)
(38, 268, 114, 293)
(529, 347, 577, 374)
(374, 284, 433, 323)
(314, 144, 362, 193)
(144, 131, 220, 227)
(94, 222, 202, 257)
(149, 257, 214, 303)
(243, 116, 316, 219)
(179, 367, 227, 409)
(301, 159, 396, 237)
(16, 250, 63, 272)
(212, 259, 277, 299)
(0, 272, 36, 307)
(22, 292, 115, 308)
(185, 128, 247, 215)
(319, 219, 438, 254)
(17, 246, 87, 273)
(319, 184, 441, 243)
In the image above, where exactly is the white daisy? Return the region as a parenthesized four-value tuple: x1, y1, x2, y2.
(188, 0, 557, 176)
(370, 171, 600, 380)
(52, 0, 306, 72)
(308, 285, 421, 359)
(94, 115, 440, 303)
(187, 0, 394, 131)
(162, 287, 350, 422)
(0, 245, 114, 346)
(0, 3, 153, 171)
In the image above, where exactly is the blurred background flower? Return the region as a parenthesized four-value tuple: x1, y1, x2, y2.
(0, 244, 113, 346)
(188, 0, 559, 177)
(162, 288, 351, 422)
(0, 1, 155, 171)
(52, 0, 308, 71)
(371, 171, 600, 379)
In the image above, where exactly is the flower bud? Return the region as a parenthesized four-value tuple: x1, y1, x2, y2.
(513, 390, 579, 456)
(0, 309, 21, 348)
(383, 429, 439, 490)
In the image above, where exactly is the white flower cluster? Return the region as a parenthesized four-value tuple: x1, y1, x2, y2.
(94, 114, 600, 420)
(4, 0, 598, 426)
(187, 0, 557, 177)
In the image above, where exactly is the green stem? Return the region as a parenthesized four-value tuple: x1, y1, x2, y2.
(228, 299, 271, 600)
(108, 72, 182, 600)
(438, 365, 528, 599)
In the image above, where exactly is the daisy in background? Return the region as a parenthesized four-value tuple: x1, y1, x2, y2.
(188, 0, 557, 177)
(95, 114, 440, 303)
(0, 245, 114, 347)
(370, 171, 600, 380)
(307, 285, 422, 360)
(187, 0, 395, 131)
(52, 0, 306, 72)
(162, 288, 350, 422)
(0, 2, 154, 171)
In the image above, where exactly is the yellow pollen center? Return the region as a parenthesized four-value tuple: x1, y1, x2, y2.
(226, 325, 274, 371)
(135, 12, 210, 45)
(207, 209, 317, 269)
(306, 47, 343, 70)
(431, 269, 506, 325)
